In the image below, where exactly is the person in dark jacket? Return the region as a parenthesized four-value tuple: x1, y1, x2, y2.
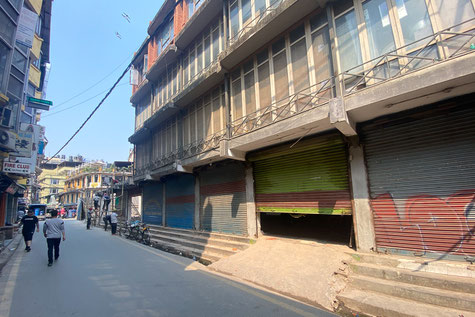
(86, 208, 93, 230)
(20, 209, 39, 252)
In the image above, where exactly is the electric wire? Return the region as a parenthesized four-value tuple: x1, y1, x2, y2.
(53, 53, 133, 108)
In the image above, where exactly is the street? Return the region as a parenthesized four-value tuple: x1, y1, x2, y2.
(0, 220, 334, 317)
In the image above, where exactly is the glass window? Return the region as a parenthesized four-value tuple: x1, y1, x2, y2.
(336, 9, 363, 72)
(244, 62, 256, 117)
(312, 26, 332, 84)
(212, 28, 219, 61)
(0, 9, 15, 44)
(197, 43, 203, 73)
(258, 60, 271, 110)
(212, 89, 221, 132)
(204, 36, 211, 67)
(7, 74, 23, 98)
(0, 41, 9, 90)
(291, 37, 310, 94)
(204, 99, 212, 136)
(273, 50, 289, 105)
(190, 49, 196, 79)
(431, 0, 475, 31)
(255, 0, 266, 16)
(232, 77, 242, 120)
(187, 0, 194, 18)
(230, 0, 239, 38)
(363, 0, 396, 58)
(395, 0, 433, 45)
(242, 0, 252, 25)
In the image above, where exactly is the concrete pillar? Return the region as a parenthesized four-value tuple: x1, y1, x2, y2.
(162, 183, 166, 227)
(245, 164, 257, 238)
(349, 144, 376, 252)
(194, 175, 200, 231)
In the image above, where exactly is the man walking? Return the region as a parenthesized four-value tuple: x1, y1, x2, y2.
(43, 210, 66, 267)
(20, 209, 39, 252)
(87, 208, 93, 230)
(110, 210, 118, 235)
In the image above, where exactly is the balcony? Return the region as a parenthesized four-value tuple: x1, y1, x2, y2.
(25, 0, 42, 15)
(130, 79, 151, 104)
(28, 64, 41, 88)
(30, 34, 43, 61)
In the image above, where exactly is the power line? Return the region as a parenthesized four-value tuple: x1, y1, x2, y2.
(42, 82, 128, 118)
(45, 64, 132, 163)
(53, 53, 133, 109)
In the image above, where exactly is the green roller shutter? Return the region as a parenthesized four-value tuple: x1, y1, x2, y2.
(249, 134, 351, 215)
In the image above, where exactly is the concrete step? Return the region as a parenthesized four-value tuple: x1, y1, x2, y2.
(337, 288, 474, 317)
(149, 232, 236, 257)
(148, 227, 249, 250)
(149, 237, 222, 265)
(148, 225, 252, 244)
(350, 262, 475, 294)
(351, 274, 475, 312)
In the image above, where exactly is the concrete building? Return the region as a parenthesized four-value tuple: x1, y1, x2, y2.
(128, 0, 475, 261)
(0, 0, 52, 229)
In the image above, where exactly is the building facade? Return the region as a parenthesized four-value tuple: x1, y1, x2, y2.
(129, 0, 475, 261)
(0, 0, 52, 228)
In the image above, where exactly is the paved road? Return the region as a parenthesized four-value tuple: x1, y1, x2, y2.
(0, 220, 335, 317)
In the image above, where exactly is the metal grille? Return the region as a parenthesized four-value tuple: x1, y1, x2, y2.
(362, 105, 475, 258)
(142, 182, 163, 225)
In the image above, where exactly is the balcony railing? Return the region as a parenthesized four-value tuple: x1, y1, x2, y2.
(342, 18, 475, 95)
(135, 19, 475, 177)
(229, 0, 282, 45)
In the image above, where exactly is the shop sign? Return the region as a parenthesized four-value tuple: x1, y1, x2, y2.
(3, 162, 31, 175)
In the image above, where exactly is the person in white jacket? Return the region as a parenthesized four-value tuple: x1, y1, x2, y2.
(43, 210, 65, 267)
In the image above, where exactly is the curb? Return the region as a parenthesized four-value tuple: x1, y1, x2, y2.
(0, 233, 23, 273)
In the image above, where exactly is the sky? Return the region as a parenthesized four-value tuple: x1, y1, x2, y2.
(40, 0, 164, 163)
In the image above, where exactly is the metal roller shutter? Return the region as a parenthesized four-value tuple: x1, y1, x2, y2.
(362, 105, 475, 258)
(165, 174, 194, 229)
(199, 161, 247, 235)
(249, 134, 352, 215)
(142, 182, 163, 225)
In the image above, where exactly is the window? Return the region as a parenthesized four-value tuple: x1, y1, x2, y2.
(231, 68, 242, 120)
(0, 9, 16, 44)
(12, 49, 26, 73)
(335, 7, 362, 72)
(362, 0, 396, 58)
(290, 24, 310, 94)
(431, 0, 475, 31)
(94, 175, 98, 182)
(243, 60, 256, 117)
(272, 37, 289, 106)
(0, 41, 9, 90)
(395, 0, 433, 46)
(51, 179, 59, 185)
(50, 188, 58, 194)
(257, 49, 271, 111)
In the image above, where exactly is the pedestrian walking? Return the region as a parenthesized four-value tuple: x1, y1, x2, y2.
(110, 211, 118, 235)
(20, 209, 39, 252)
(87, 208, 93, 230)
(43, 210, 66, 267)
(17, 209, 25, 223)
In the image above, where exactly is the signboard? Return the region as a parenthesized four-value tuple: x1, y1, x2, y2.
(3, 162, 31, 175)
(27, 97, 53, 110)
(15, 7, 38, 48)
(15, 124, 41, 174)
(16, 128, 33, 157)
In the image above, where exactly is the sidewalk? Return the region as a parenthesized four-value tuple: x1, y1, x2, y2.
(0, 232, 23, 272)
(209, 236, 353, 311)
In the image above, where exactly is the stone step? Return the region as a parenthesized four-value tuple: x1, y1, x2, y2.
(149, 237, 223, 265)
(351, 274, 475, 312)
(148, 227, 249, 250)
(149, 232, 237, 257)
(337, 288, 473, 317)
(148, 225, 252, 244)
(350, 262, 475, 294)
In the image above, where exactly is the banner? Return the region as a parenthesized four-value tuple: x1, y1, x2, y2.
(3, 162, 31, 175)
(16, 7, 38, 48)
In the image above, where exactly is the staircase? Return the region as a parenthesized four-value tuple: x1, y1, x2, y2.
(148, 225, 252, 265)
(337, 253, 475, 317)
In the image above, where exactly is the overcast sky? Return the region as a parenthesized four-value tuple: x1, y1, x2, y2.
(41, 0, 163, 163)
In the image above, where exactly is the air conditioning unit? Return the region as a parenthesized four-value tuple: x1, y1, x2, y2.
(0, 129, 17, 152)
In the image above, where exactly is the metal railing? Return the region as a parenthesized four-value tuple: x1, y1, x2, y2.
(230, 77, 335, 137)
(342, 18, 475, 95)
(229, 0, 283, 45)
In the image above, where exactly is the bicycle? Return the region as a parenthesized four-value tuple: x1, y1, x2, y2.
(121, 220, 141, 240)
(137, 222, 151, 246)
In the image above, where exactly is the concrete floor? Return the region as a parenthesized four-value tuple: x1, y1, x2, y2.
(0, 220, 335, 317)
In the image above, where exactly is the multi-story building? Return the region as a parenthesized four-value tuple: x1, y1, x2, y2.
(0, 0, 52, 227)
(129, 0, 475, 261)
(60, 161, 133, 211)
(38, 159, 84, 206)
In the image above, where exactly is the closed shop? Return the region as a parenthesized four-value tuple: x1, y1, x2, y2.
(249, 133, 352, 242)
(165, 173, 195, 229)
(199, 161, 247, 235)
(142, 182, 163, 225)
(362, 101, 475, 259)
